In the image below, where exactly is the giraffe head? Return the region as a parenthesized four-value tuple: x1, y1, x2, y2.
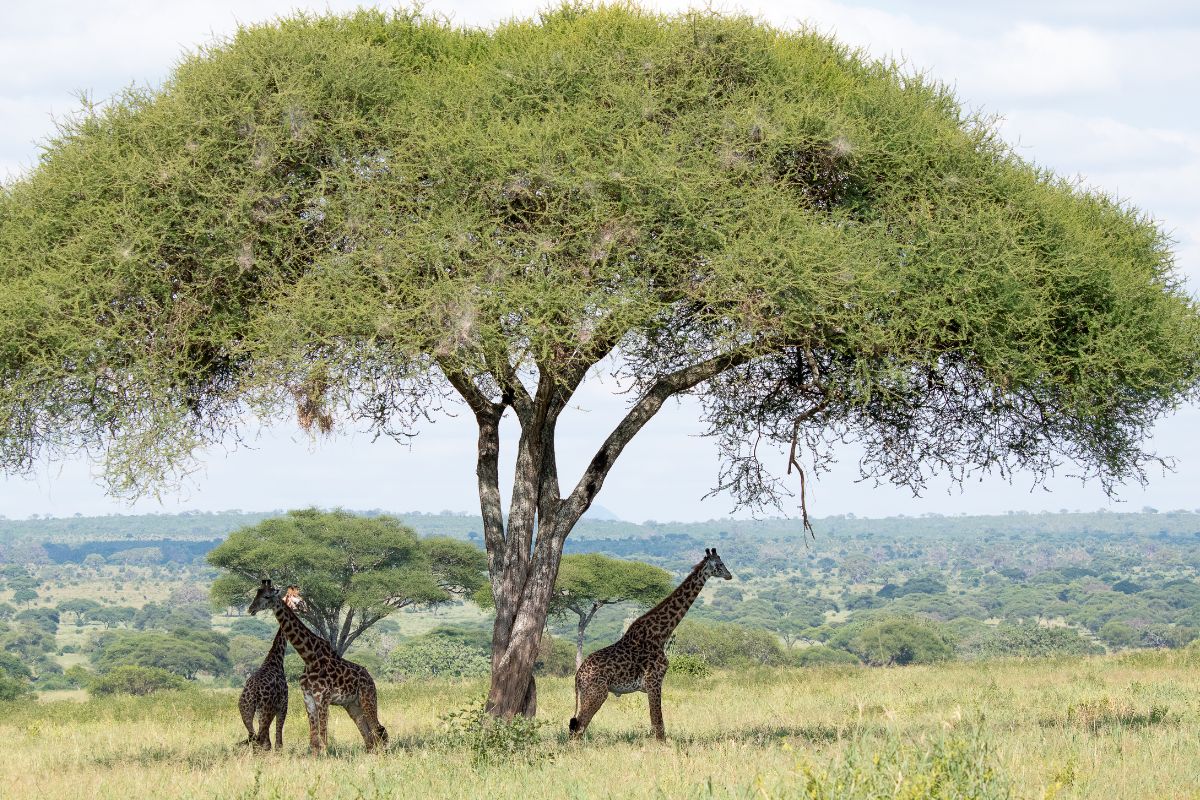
(283, 585, 308, 613)
(699, 548, 733, 581)
(248, 578, 284, 615)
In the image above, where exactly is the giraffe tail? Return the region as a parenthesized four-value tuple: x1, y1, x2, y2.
(568, 679, 580, 732)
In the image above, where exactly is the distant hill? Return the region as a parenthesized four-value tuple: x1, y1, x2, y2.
(3, 507, 1199, 551)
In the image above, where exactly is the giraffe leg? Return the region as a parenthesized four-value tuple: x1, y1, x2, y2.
(647, 680, 666, 741)
(303, 691, 325, 755)
(646, 659, 669, 741)
(239, 696, 257, 746)
(275, 701, 286, 751)
(317, 698, 330, 754)
(257, 708, 276, 749)
(569, 680, 609, 739)
(345, 701, 380, 752)
(359, 686, 387, 750)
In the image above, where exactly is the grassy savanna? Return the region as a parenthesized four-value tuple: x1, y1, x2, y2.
(6, 651, 1198, 799)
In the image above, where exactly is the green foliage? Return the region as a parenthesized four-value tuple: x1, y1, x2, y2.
(208, 509, 486, 654)
(553, 554, 674, 614)
(89, 665, 191, 696)
(229, 635, 272, 680)
(534, 634, 575, 678)
(0, 5, 1195, 523)
(789, 646, 862, 667)
(667, 652, 712, 677)
(387, 635, 490, 680)
(57, 598, 103, 623)
(11, 588, 37, 605)
(957, 624, 1103, 660)
(1099, 620, 1140, 649)
(796, 733, 1011, 800)
(133, 601, 210, 632)
(228, 616, 276, 640)
(14, 607, 59, 635)
(832, 615, 956, 666)
(438, 706, 549, 766)
(0, 650, 33, 700)
(283, 652, 304, 682)
(669, 619, 785, 667)
(91, 630, 230, 679)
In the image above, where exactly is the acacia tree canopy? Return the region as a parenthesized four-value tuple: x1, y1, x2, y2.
(2, 6, 1198, 715)
(208, 509, 487, 655)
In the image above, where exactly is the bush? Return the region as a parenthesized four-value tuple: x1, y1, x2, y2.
(668, 653, 712, 677)
(0, 674, 32, 701)
(789, 646, 862, 667)
(91, 629, 230, 678)
(387, 636, 489, 679)
(669, 620, 785, 667)
(439, 706, 549, 765)
(831, 616, 955, 666)
(958, 624, 1103, 660)
(1099, 621, 1139, 649)
(89, 665, 190, 696)
(535, 634, 575, 677)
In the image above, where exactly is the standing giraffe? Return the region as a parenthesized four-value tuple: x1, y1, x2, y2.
(569, 548, 733, 740)
(248, 579, 388, 754)
(238, 585, 305, 750)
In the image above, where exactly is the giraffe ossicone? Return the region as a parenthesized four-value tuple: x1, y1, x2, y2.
(248, 578, 388, 755)
(569, 548, 733, 741)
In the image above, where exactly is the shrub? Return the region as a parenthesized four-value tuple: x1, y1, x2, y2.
(958, 624, 1103, 660)
(669, 620, 785, 667)
(534, 634, 575, 677)
(387, 636, 489, 679)
(668, 653, 712, 677)
(438, 706, 549, 765)
(831, 616, 955, 666)
(789, 646, 862, 667)
(89, 665, 190, 696)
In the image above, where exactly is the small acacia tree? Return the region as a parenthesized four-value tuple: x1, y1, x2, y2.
(1, 8, 1199, 716)
(555, 554, 673, 667)
(208, 509, 486, 655)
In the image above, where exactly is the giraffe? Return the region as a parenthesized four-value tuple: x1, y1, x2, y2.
(238, 585, 305, 750)
(248, 579, 388, 754)
(569, 548, 733, 741)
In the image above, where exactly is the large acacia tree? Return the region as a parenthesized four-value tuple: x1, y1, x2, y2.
(1, 7, 1198, 717)
(207, 509, 487, 655)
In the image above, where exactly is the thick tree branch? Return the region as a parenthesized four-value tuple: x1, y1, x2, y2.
(561, 346, 765, 529)
(444, 368, 507, 568)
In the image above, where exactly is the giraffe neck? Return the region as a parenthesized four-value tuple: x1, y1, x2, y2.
(628, 566, 709, 645)
(272, 598, 336, 664)
(263, 626, 288, 669)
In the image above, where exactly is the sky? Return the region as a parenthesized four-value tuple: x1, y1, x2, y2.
(1, 1, 1199, 523)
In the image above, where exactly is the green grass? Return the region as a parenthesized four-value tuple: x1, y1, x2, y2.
(4, 651, 1199, 799)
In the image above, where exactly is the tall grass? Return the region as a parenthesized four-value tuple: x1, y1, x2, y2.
(3, 652, 1197, 799)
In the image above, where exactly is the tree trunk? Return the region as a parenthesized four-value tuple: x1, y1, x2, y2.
(485, 514, 567, 718)
(576, 616, 586, 670)
(445, 349, 753, 718)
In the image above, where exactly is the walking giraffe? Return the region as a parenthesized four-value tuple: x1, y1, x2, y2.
(569, 548, 733, 740)
(238, 585, 305, 749)
(248, 579, 388, 754)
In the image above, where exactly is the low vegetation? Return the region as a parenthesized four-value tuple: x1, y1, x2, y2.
(2, 651, 1197, 799)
